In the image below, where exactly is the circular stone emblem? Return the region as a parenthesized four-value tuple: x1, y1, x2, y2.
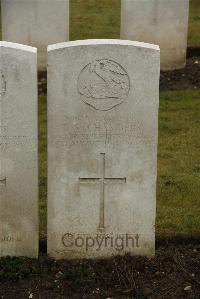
(0, 70, 6, 98)
(78, 59, 130, 111)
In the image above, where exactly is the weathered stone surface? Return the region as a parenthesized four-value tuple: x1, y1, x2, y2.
(0, 41, 38, 258)
(1, 0, 69, 70)
(47, 40, 160, 259)
(121, 0, 189, 70)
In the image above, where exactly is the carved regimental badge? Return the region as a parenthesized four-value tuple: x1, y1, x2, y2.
(78, 59, 130, 111)
(0, 70, 6, 98)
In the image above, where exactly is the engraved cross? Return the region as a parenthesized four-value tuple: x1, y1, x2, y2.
(79, 153, 126, 231)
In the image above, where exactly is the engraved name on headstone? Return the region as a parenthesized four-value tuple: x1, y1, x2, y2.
(47, 40, 160, 259)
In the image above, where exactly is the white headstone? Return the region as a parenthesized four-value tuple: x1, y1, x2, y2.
(0, 41, 38, 258)
(47, 39, 160, 259)
(121, 0, 189, 70)
(1, 0, 69, 70)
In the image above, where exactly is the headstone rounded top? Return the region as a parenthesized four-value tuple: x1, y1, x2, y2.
(0, 41, 37, 53)
(47, 39, 160, 52)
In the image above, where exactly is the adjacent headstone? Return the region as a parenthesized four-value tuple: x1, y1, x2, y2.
(121, 0, 189, 70)
(47, 39, 160, 259)
(1, 0, 69, 70)
(0, 41, 38, 258)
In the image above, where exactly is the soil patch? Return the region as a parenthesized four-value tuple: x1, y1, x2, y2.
(0, 243, 200, 298)
(160, 56, 200, 91)
(187, 47, 200, 58)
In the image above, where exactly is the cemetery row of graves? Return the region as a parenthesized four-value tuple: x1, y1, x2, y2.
(0, 0, 200, 298)
(1, 39, 199, 298)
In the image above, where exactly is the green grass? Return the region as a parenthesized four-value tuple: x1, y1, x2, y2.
(70, 0, 120, 40)
(0, 0, 199, 47)
(188, 0, 200, 47)
(0, 4, 1, 38)
(157, 90, 200, 238)
(39, 90, 200, 239)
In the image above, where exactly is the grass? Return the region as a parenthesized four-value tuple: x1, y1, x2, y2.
(156, 90, 200, 238)
(70, 0, 120, 40)
(0, 0, 200, 47)
(188, 0, 200, 47)
(39, 90, 200, 239)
